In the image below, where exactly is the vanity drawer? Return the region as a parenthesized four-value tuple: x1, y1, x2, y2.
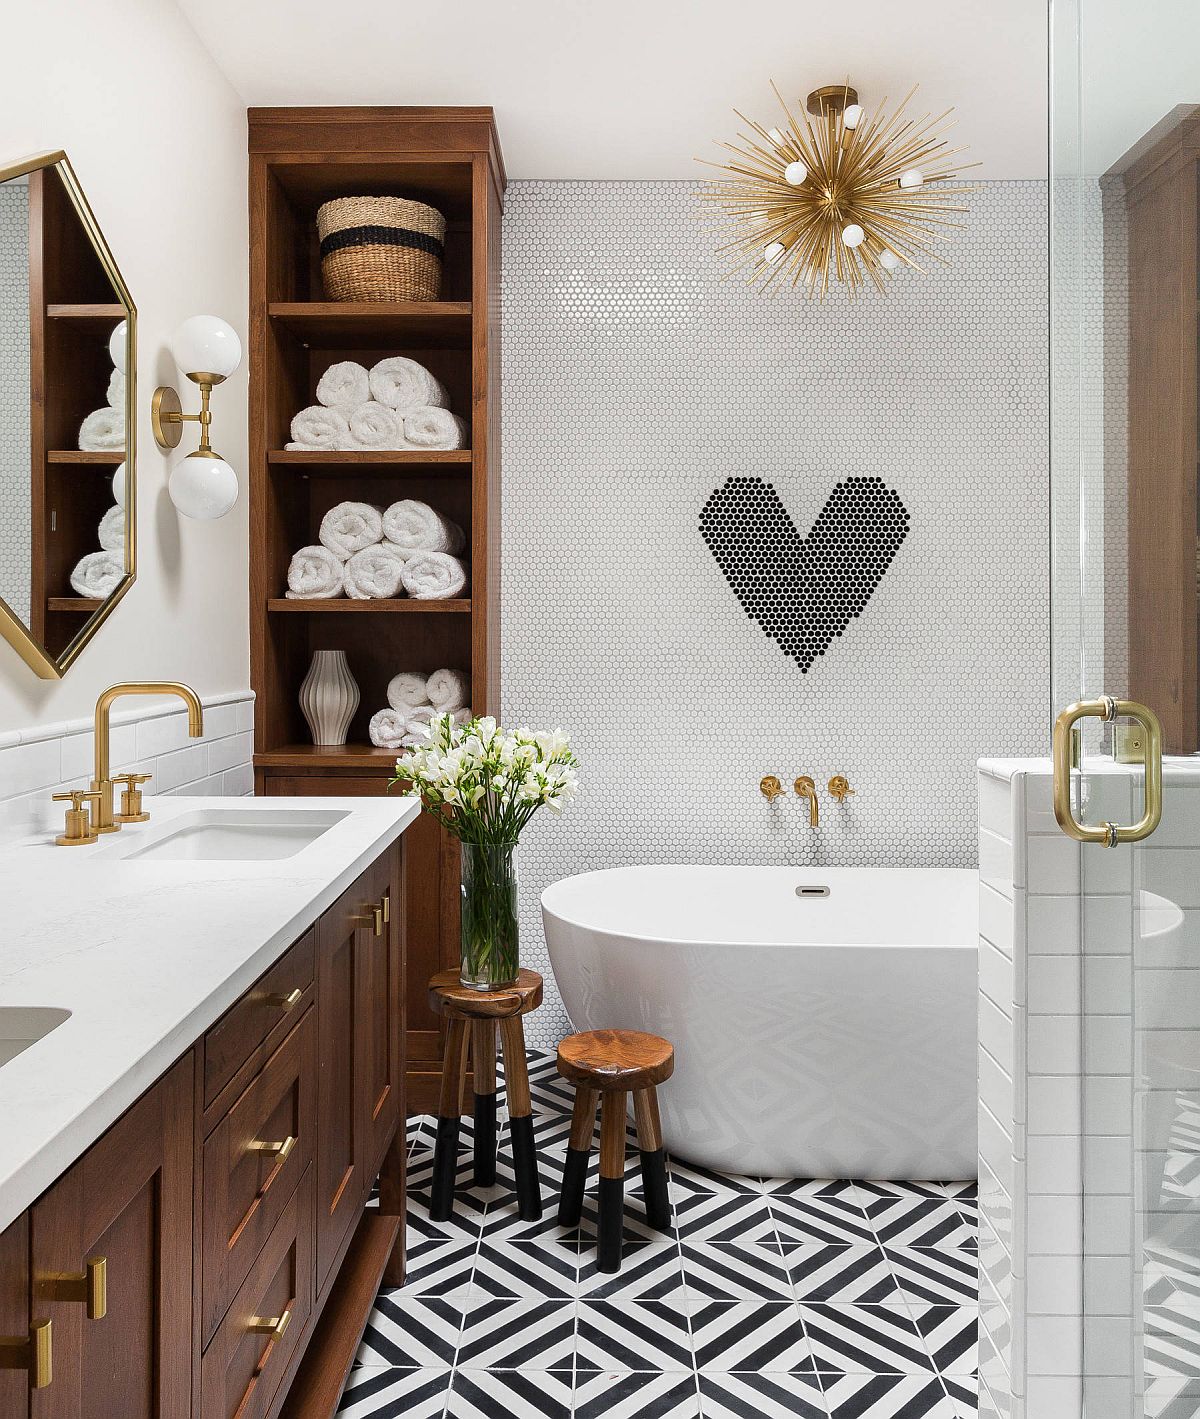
(204, 928, 316, 1111)
(201, 1007, 316, 1346)
(200, 1165, 314, 1419)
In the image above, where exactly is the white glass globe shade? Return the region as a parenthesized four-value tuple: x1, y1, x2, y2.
(170, 316, 242, 380)
(841, 224, 866, 248)
(763, 241, 786, 264)
(169, 453, 239, 520)
(767, 127, 786, 148)
(108, 319, 127, 373)
(784, 161, 808, 186)
(111, 461, 126, 503)
(879, 249, 902, 272)
(898, 168, 924, 190)
(843, 103, 864, 130)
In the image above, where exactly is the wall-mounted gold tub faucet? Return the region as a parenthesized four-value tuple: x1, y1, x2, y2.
(759, 775, 785, 803)
(90, 682, 203, 833)
(794, 776, 819, 826)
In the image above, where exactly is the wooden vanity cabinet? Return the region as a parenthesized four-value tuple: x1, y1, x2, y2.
(1, 838, 406, 1419)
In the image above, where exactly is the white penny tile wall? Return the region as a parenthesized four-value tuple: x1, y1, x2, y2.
(0, 690, 254, 843)
(977, 757, 1200, 1419)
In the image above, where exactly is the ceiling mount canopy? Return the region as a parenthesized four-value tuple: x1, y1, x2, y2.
(703, 78, 976, 297)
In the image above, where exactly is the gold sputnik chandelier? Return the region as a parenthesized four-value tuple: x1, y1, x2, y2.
(703, 81, 973, 296)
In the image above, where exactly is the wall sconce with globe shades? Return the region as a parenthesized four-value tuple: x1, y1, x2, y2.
(151, 316, 242, 519)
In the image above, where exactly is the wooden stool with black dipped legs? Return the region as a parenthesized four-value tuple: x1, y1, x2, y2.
(556, 1029, 674, 1272)
(427, 968, 543, 1224)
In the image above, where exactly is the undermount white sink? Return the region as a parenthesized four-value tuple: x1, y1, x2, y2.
(0, 1007, 71, 1068)
(94, 808, 349, 862)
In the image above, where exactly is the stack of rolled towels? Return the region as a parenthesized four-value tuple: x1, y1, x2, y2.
(70, 336, 127, 598)
(286, 499, 467, 601)
(369, 668, 471, 749)
(77, 342, 125, 454)
(287, 357, 467, 452)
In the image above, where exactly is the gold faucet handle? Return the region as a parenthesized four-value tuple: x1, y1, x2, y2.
(828, 775, 855, 803)
(51, 790, 103, 846)
(113, 772, 152, 824)
(759, 775, 784, 803)
(793, 776, 816, 796)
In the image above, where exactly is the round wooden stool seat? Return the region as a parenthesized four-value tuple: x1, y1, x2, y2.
(428, 968, 543, 1020)
(557, 1029, 674, 1091)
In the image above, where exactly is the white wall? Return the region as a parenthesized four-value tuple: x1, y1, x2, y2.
(0, 0, 249, 732)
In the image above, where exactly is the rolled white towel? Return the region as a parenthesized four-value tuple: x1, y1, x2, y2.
(343, 543, 407, 600)
(386, 672, 430, 711)
(98, 503, 125, 553)
(427, 667, 470, 712)
(316, 361, 370, 411)
(318, 501, 383, 559)
(405, 706, 438, 734)
(400, 551, 468, 600)
(450, 707, 472, 728)
(106, 368, 125, 410)
(70, 550, 122, 598)
(369, 356, 448, 413)
(78, 406, 125, 451)
(286, 545, 344, 599)
(401, 406, 468, 451)
(368, 708, 410, 750)
(382, 499, 465, 556)
(287, 405, 349, 451)
(340, 401, 405, 451)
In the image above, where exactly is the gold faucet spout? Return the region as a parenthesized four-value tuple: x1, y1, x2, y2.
(92, 682, 203, 832)
(793, 775, 819, 827)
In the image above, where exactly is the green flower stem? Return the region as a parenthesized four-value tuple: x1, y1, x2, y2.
(460, 843, 519, 989)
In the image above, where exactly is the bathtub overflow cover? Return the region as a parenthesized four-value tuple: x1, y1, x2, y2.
(795, 885, 830, 898)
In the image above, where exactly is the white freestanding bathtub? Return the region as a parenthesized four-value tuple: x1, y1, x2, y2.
(542, 865, 978, 1180)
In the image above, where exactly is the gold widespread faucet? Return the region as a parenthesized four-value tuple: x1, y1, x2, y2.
(90, 682, 203, 834)
(794, 775, 819, 827)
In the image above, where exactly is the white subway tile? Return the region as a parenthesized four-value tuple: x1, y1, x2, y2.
(1080, 1315, 1132, 1376)
(1081, 1195, 1133, 1255)
(1025, 1375, 1082, 1419)
(1081, 1016, 1131, 1074)
(223, 763, 254, 797)
(1082, 956, 1129, 1014)
(151, 744, 208, 793)
(980, 1211, 1012, 1308)
(1082, 895, 1132, 955)
(1026, 894, 1080, 956)
(980, 1041, 1015, 1128)
(1026, 1135, 1081, 1195)
(978, 1334, 1012, 1419)
(1082, 1136, 1131, 1194)
(1026, 1015, 1080, 1074)
(208, 731, 253, 776)
(1026, 1314, 1082, 1374)
(1027, 834, 1080, 896)
(981, 773, 1015, 840)
(1138, 849, 1200, 910)
(981, 936, 1016, 1015)
(1025, 1194, 1082, 1256)
(1027, 956, 1080, 1015)
(1082, 843, 1132, 897)
(1136, 968, 1200, 1030)
(981, 826, 1016, 899)
(1082, 1256, 1132, 1316)
(1080, 1377, 1133, 1419)
(1027, 1077, 1081, 1136)
(0, 737, 61, 798)
(135, 709, 193, 759)
(1143, 782, 1200, 848)
(981, 880, 1016, 958)
(980, 1103, 1017, 1201)
(1082, 1077, 1131, 1135)
(980, 1153, 1014, 1254)
(1022, 771, 1057, 834)
(235, 697, 255, 734)
(1026, 1254, 1082, 1314)
(1136, 1030, 1200, 1090)
(201, 702, 239, 740)
(981, 992, 1015, 1074)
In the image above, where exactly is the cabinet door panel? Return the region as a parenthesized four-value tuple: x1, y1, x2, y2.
(0, 1213, 30, 1419)
(30, 1055, 193, 1419)
(358, 848, 404, 1185)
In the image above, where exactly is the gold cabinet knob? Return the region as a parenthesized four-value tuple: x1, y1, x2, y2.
(759, 775, 784, 803)
(51, 789, 103, 846)
(352, 900, 385, 937)
(113, 772, 152, 824)
(0, 1318, 53, 1388)
(40, 1256, 106, 1321)
(247, 1135, 296, 1164)
(258, 986, 303, 1012)
(248, 1307, 291, 1341)
(828, 775, 855, 803)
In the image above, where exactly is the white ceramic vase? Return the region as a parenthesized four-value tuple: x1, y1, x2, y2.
(299, 649, 359, 745)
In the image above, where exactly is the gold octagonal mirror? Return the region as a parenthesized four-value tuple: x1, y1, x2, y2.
(0, 150, 135, 679)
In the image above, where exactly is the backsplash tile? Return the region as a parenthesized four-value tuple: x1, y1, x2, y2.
(0, 690, 255, 843)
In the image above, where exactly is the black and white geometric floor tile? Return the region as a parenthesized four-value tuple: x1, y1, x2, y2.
(341, 1050, 979, 1419)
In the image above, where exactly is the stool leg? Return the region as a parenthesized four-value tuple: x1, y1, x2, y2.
(558, 1085, 597, 1228)
(472, 1020, 498, 1187)
(430, 1018, 470, 1222)
(499, 1016, 542, 1221)
(634, 1087, 671, 1231)
(598, 1090, 627, 1272)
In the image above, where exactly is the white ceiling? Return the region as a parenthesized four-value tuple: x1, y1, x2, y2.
(176, 0, 1051, 180)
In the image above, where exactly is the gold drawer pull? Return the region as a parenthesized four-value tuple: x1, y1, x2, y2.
(0, 1318, 53, 1388)
(42, 1255, 107, 1320)
(247, 1135, 296, 1163)
(248, 1307, 291, 1341)
(351, 902, 384, 937)
(381, 889, 390, 925)
(258, 986, 303, 1011)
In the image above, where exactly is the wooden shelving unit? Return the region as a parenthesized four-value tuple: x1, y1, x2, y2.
(248, 107, 506, 1111)
(1107, 113, 1200, 753)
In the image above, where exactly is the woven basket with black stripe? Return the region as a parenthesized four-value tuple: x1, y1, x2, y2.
(316, 195, 446, 302)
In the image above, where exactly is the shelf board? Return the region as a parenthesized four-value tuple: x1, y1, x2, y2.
(46, 303, 126, 329)
(268, 598, 470, 613)
(255, 744, 401, 770)
(47, 597, 101, 612)
(47, 451, 125, 465)
(268, 449, 470, 472)
(269, 301, 471, 348)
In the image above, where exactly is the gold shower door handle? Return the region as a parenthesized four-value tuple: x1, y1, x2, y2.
(1052, 697, 1163, 846)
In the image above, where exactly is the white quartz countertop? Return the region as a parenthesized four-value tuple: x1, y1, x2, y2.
(0, 794, 421, 1231)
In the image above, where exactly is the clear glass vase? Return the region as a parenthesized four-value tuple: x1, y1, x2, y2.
(460, 842, 519, 991)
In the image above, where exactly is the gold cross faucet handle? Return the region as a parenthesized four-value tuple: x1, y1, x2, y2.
(51, 790, 103, 846)
(113, 772, 153, 824)
(759, 775, 785, 803)
(828, 775, 855, 803)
